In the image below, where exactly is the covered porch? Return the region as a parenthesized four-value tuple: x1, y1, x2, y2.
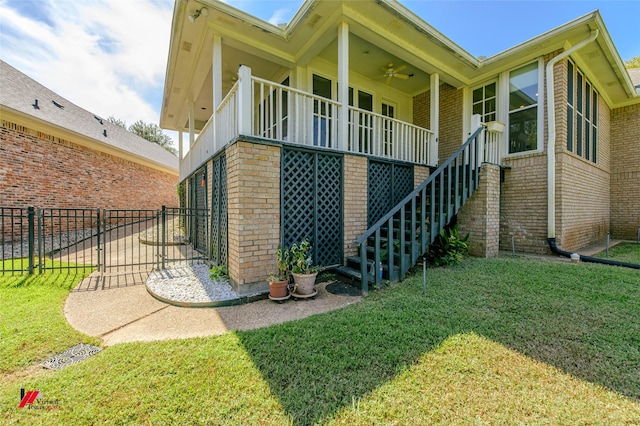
(161, 1, 484, 181)
(180, 65, 438, 180)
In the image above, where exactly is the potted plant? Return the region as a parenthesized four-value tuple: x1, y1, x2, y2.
(289, 239, 322, 295)
(268, 245, 290, 299)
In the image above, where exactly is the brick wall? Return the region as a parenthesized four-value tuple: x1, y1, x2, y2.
(343, 154, 368, 262)
(414, 165, 430, 188)
(555, 57, 612, 251)
(458, 164, 501, 257)
(499, 53, 615, 254)
(226, 140, 281, 295)
(1, 120, 178, 209)
(610, 103, 640, 240)
(413, 83, 464, 165)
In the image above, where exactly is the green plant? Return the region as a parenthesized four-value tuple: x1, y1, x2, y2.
(289, 239, 322, 274)
(209, 264, 228, 280)
(427, 224, 469, 266)
(268, 245, 291, 282)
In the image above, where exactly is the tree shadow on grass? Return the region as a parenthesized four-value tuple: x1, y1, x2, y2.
(237, 258, 640, 425)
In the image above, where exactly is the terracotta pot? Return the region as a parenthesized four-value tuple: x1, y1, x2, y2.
(292, 272, 318, 295)
(269, 279, 289, 298)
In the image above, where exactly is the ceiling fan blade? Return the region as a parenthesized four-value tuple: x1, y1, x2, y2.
(386, 76, 392, 85)
(395, 73, 410, 80)
(395, 64, 407, 72)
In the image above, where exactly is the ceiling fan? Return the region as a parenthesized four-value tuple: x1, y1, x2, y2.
(375, 63, 410, 85)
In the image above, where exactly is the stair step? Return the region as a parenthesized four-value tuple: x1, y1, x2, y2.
(336, 265, 364, 282)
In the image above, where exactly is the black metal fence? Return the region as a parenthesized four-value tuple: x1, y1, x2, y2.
(1, 206, 208, 275)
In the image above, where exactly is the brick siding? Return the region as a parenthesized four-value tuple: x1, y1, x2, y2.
(413, 83, 464, 165)
(225, 140, 281, 295)
(610, 104, 640, 240)
(458, 164, 500, 257)
(343, 154, 368, 262)
(0, 120, 178, 209)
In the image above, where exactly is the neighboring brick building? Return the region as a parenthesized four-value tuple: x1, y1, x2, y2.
(0, 60, 179, 210)
(161, 0, 639, 294)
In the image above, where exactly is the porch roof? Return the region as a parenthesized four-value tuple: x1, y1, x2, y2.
(161, 0, 638, 132)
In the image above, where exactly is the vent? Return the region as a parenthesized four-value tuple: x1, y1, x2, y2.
(94, 115, 103, 125)
(103, 129, 107, 137)
(52, 100, 64, 109)
(181, 41, 192, 52)
(307, 13, 322, 27)
(33, 99, 39, 109)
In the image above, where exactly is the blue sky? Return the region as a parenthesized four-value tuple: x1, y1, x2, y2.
(1, 0, 638, 148)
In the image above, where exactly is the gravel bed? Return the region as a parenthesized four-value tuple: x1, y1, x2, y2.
(146, 263, 240, 303)
(1, 229, 98, 260)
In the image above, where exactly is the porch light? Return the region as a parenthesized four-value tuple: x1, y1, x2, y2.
(188, 7, 208, 23)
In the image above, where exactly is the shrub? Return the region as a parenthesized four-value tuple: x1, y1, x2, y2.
(427, 224, 469, 266)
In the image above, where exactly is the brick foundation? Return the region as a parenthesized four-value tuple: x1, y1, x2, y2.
(458, 164, 501, 257)
(343, 154, 368, 262)
(226, 140, 281, 295)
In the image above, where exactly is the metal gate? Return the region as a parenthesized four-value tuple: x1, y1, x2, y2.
(281, 148, 343, 267)
(1, 206, 206, 275)
(367, 160, 414, 226)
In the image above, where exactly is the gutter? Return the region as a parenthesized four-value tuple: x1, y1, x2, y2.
(546, 29, 599, 240)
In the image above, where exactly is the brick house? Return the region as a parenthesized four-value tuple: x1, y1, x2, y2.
(1, 60, 179, 210)
(160, 0, 639, 295)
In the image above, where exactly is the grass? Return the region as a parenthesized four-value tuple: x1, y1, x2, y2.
(592, 241, 640, 264)
(0, 260, 99, 374)
(1, 256, 639, 424)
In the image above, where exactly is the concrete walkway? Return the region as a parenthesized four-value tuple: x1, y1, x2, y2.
(64, 272, 361, 346)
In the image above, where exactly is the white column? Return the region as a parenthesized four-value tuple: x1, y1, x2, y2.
(178, 131, 183, 160)
(212, 34, 222, 111)
(430, 73, 439, 165)
(337, 21, 349, 151)
(188, 100, 195, 148)
(237, 65, 253, 135)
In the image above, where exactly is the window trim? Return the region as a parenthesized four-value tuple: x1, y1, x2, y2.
(505, 59, 544, 157)
(566, 59, 599, 164)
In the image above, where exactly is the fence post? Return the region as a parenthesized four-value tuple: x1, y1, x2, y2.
(96, 208, 101, 272)
(161, 206, 166, 270)
(27, 207, 35, 275)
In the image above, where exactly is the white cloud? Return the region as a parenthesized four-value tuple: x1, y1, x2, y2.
(0, 0, 173, 128)
(268, 8, 291, 26)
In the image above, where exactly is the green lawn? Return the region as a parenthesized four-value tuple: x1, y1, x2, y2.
(1, 257, 639, 424)
(592, 241, 640, 264)
(0, 261, 99, 374)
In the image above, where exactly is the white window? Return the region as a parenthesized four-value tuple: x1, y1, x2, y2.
(508, 61, 540, 154)
(472, 81, 497, 123)
(566, 60, 598, 163)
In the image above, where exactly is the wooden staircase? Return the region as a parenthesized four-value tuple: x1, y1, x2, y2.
(337, 126, 485, 294)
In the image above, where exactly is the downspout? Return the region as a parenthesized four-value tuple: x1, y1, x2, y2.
(545, 29, 639, 270)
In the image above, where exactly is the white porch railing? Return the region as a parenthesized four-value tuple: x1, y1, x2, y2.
(347, 107, 433, 164)
(180, 82, 239, 181)
(482, 121, 505, 165)
(180, 66, 436, 180)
